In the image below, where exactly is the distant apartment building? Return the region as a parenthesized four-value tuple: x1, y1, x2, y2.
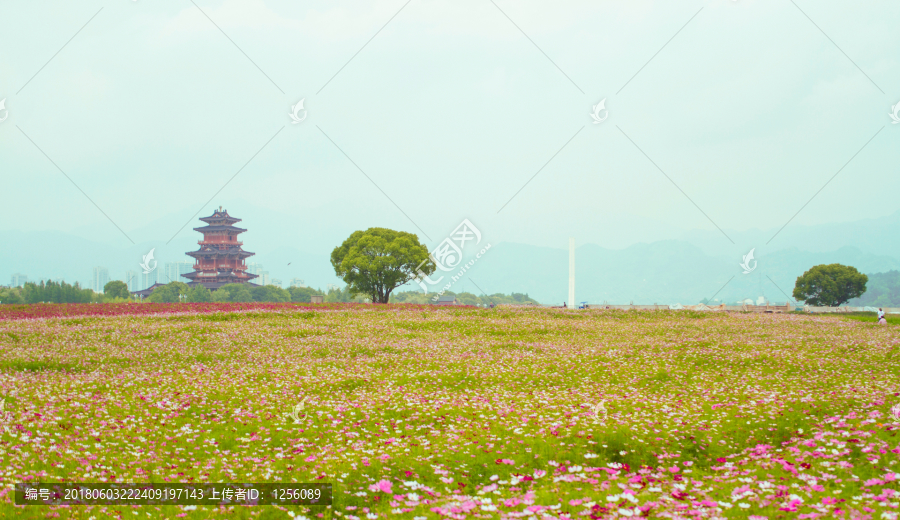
(289, 278, 306, 288)
(140, 269, 158, 291)
(245, 263, 271, 286)
(92, 267, 109, 293)
(163, 261, 194, 285)
(125, 270, 139, 292)
(270, 278, 282, 288)
(9, 273, 28, 287)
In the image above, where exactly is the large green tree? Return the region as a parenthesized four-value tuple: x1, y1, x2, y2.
(104, 280, 130, 300)
(250, 285, 291, 302)
(213, 283, 253, 302)
(331, 228, 434, 304)
(0, 287, 24, 305)
(186, 285, 212, 303)
(793, 263, 868, 307)
(148, 282, 190, 303)
(287, 286, 324, 303)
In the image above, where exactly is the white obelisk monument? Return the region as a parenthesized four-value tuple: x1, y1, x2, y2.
(568, 238, 575, 308)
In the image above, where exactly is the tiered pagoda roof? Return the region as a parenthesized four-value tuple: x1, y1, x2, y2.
(183, 207, 258, 290)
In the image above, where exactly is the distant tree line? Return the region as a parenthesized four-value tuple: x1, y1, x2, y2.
(0, 280, 94, 304)
(141, 283, 535, 306)
(390, 290, 538, 306)
(145, 282, 335, 303)
(849, 270, 900, 307)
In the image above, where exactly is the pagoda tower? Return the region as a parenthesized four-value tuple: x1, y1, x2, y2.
(183, 207, 258, 290)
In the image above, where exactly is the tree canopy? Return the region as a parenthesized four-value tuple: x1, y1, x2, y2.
(849, 270, 900, 307)
(250, 285, 291, 303)
(0, 287, 25, 305)
(20, 280, 93, 304)
(331, 228, 434, 304)
(793, 263, 868, 307)
(104, 280, 130, 300)
(148, 282, 189, 303)
(186, 285, 212, 303)
(212, 284, 253, 302)
(391, 290, 538, 306)
(287, 286, 324, 303)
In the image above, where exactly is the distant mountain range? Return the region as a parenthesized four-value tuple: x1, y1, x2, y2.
(3, 202, 900, 305)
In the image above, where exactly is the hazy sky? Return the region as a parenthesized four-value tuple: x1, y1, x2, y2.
(2, 0, 899, 262)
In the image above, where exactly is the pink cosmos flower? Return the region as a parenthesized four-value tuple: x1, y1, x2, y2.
(368, 479, 392, 494)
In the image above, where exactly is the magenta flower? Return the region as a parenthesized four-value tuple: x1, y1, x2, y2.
(368, 479, 392, 494)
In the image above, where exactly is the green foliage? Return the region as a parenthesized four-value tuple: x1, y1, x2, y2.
(325, 285, 369, 303)
(390, 290, 539, 306)
(793, 264, 868, 306)
(213, 284, 253, 302)
(147, 282, 190, 303)
(185, 285, 212, 303)
(849, 270, 900, 307)
(0, 359, 80, 372)
(331, 228, 433, 304)
(841, 312, 900, 325)
(20, 280, 93, 304)
(148, 285, 178, 303)
(0, 287, 25, 305)
(250, 285, 291, 303)
(103, 280, 130, 299)
(168, 282, 189, 296)
(287, 286, 324, 303)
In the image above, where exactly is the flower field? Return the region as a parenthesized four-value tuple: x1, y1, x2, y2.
(0, 305, 898, 519)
